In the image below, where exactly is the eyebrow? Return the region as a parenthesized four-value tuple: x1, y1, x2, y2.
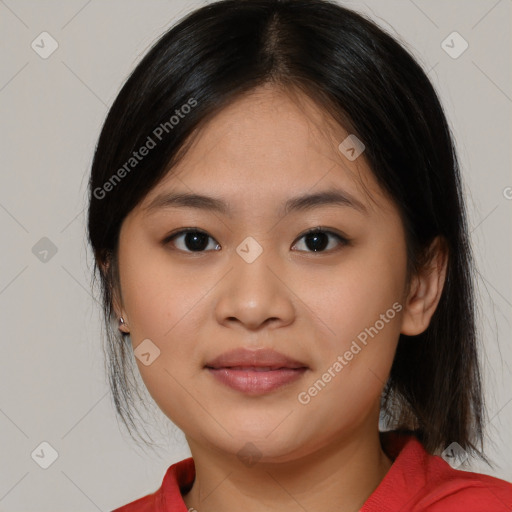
(144, 188, 368, 217)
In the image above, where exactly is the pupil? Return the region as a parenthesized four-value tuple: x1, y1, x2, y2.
(306, 232, 328, 252)
(185, 232, 209, 251)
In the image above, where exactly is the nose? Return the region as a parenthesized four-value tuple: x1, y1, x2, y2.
(214, 244, 296, 332)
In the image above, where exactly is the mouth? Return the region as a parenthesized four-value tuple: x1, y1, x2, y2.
(204, 348, 308, 395)
(205, 367, 308, 394)
(209, 365, 300, 371)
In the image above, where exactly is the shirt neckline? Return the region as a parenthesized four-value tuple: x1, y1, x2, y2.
(162, 430, 424, 511)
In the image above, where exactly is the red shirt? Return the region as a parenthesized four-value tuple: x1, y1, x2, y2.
(112, 431, 512, 511)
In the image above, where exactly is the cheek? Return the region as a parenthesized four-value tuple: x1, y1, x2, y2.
(293, 262, 403, 436)
(306, 249, 405, 345)
(118, 244, 212, 430)
(297, 236, 406, 398)
(118, 240, 219, 396)
(119, 241, 202, 341)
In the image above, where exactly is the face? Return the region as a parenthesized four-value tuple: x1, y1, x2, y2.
(115, 84, 410, 463)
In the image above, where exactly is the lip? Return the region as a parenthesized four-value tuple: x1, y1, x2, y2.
(205, 348, 308, 395)
(205, 347, 307, 369)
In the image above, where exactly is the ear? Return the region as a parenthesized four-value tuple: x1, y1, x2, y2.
(400, 236, 448, 336)
(99, 258, 130, 334)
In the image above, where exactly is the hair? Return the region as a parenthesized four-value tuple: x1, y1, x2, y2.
(87, 0, 487, 460)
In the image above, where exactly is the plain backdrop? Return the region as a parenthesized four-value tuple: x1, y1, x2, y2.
(0, 0, 511, 510)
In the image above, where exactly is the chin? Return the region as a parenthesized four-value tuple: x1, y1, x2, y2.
(212, 426, 312, 464)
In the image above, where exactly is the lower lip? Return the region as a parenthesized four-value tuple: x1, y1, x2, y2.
(206, 367, 307, 394)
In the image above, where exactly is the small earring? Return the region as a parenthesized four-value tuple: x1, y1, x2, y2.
(119, 317, 125, 326)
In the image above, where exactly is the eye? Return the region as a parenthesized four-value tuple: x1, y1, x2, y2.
(291, 228, 349, 253)
(163, 227, 349, 254)
(163, 228, 221, 252)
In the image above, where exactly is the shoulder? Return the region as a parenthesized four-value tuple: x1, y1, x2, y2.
(362, 431, 512, 512)
(111, 457, 195, 512)
(419, 468, 512, 511)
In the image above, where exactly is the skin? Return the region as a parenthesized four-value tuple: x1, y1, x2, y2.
(112, 83, 447, 512)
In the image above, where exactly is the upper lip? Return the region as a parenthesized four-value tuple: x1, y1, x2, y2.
(205, 348, 308, 370)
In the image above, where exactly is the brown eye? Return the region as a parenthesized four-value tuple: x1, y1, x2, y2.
(164, 229, 221, 252)
(292, 228, 349, 253)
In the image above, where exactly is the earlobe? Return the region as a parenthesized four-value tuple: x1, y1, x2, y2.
(400, 236, 448, 336)
(118, 316, 130, 334)
(99, 256, 130, 334)
(113, 295, 130, 333)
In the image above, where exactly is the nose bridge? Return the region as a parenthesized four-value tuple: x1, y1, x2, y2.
(232, 234, 280, 302)
(214, 234, 295, 329)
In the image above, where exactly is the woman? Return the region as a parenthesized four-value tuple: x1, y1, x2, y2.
(87, 1, 512, 510)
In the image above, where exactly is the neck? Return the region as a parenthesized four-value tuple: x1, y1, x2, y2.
(183, 426, 393, 512)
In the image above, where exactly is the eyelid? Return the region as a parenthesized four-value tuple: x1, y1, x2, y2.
(295, 226, 349, 241)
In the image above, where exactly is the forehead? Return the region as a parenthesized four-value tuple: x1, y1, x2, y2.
(139, 84, 390, 216)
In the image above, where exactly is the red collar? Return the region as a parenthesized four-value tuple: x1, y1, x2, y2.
(114, 431, 512, 511)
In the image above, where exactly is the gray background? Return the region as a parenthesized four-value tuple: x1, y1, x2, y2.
(0, 0, 511, 510)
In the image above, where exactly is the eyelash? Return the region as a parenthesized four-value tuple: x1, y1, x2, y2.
(162, 227, 350, 254)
